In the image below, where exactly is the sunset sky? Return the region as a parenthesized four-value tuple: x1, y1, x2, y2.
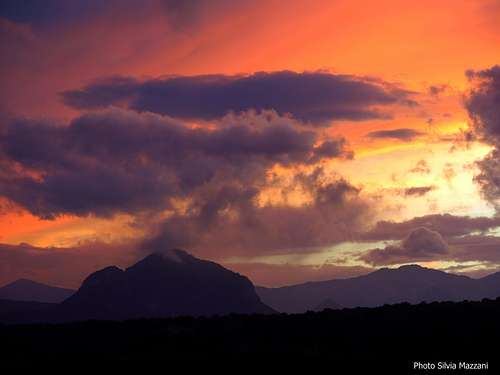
(1, 0, 500, 288)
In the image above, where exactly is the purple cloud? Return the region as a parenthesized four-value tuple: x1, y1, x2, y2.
(61, 71, 416, 125)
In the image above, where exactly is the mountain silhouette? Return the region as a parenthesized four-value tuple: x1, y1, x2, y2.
(2, 259, 499, 324)
(477, 271, 500, 296)
(257, 264, 500, 313)
(56, 249, 274, 321)
(0, 279, 75, 303)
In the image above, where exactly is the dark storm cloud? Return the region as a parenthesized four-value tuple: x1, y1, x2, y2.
(360, 227, 449, 266)
(465, 65, 500, 140)
(0, 108, 352, 219)
(361, 214, 500, 241)
(61, 71, 416, 125)
(366, 128, 425, 141)
(465, 65, 500, 208)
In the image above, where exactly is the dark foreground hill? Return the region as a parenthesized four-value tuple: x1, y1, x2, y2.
(0, 279, 74, 303)
(1, 298, 497, 371)
(257, 265, 500, 313)
(55, 249, 273, 321)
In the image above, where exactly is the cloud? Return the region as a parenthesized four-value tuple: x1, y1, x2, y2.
(402, 227, 448, 253)
(447, 235, 500, 264)
(61, 71, 416, 125)
(403, 186, 435, 197)
(366, 128, 425, 141)
(474, 149, 500, 208)
(142, 168, 372, 258)
(0, 108, 352, 219)
(359, 213, 500, 267)
(4, 229, 499, 289)
(465, 65, 500, 208)
(465, 65, 500, 140)
(308, 139, 354, 163)
(0, 240, 375, 289)
(361, 232, 500, 269)
(0, 0, 260, 117)
(442, 164, 456, 183)
(360, 214, 500, 241)
(428, 84, 449, 97)
(360, 227, 449, 266)
(0, 165, 374, 287)
(0, 167, 373, 288)
(409, 159, 431, 174)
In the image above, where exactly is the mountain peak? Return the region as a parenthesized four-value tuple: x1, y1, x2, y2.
(80, 266, 124, 289)
(151, 248, 194, 263)
(126, 249, 198, 273)
(376, 264, 432, 274)
(61, 249, 274, 320)
(397, 264, 426, 271)
(369, 264, 452, 281)
(1, 278, 71, 290)
(4, 278, 46, 287)
(257, 263, 487, 313)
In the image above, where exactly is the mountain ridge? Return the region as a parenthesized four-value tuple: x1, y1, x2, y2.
(256, 264, 500, 313)
(2, 257, 499, 322)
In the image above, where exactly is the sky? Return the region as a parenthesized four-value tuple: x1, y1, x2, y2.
(1, 0, 500, 288)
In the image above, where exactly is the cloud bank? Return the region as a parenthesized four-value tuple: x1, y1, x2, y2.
(61, 71, 416, 125)
(360, 227, 449, 265)
(0, 108, 353, 219)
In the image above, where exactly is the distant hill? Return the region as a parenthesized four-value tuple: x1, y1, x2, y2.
(0, 279, 74, 303)
(313, 298, 342, 311)
(256, 265, 500, 313)
(55, 249, 274, 321)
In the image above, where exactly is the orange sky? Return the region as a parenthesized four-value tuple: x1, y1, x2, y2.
(1, 0, 499, 286)
(4, 0, 498, 246)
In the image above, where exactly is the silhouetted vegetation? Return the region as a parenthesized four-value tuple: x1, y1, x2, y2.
(1, 298, 498, 372)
